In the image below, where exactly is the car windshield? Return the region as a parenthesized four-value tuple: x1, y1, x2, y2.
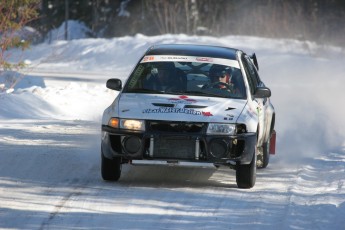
(123, 59, 247, 99)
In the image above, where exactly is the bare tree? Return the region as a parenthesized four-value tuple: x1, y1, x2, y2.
(0, 0, 40, 70)
(147, 0, 176, 34)
(147, 0, 201, 34)
(0, 0, 39, 93)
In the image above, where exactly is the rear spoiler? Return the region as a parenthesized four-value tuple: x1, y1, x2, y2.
(250, 53, 259, 71)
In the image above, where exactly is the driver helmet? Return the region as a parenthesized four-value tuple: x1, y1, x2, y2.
(209, 64, 232, 83)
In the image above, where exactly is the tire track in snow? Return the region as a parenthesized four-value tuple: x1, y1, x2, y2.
(39, 185, 83, 230)
(278, 151, 345, 229)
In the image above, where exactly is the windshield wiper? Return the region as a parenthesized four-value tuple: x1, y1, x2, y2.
(126, 88, 164, 94)
(184, 90, 227, 97)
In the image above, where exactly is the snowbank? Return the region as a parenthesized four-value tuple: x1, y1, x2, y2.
(3, 34, 345, 159)
(1, 34, 345, 230)
(45, 20, 93, 43)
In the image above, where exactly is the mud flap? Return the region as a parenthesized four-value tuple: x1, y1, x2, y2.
(269, 130, 276, 155)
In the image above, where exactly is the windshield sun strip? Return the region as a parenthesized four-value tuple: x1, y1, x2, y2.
(141, 55, 240, 68)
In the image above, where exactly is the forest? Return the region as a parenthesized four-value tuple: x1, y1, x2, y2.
(1, 0, 345, 47)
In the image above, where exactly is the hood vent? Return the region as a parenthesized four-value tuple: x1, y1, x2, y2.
(152, 103, 175, 107)
(152, 103, 207, 109)
(184, 105, 207, 109)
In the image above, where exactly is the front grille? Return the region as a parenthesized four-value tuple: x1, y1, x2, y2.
(153, 136, 196, 159)
(147, 120, 205, 133)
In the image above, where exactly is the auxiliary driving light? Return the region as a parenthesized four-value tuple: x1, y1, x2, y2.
(209, 139, 228, 158)
(123, 136, 142, 154)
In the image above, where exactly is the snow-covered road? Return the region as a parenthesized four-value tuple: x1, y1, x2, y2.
(1, 34, 345, 229)
(0, 119, 344, 229)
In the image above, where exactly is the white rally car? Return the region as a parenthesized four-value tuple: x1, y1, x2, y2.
(101, 44, 276, 188)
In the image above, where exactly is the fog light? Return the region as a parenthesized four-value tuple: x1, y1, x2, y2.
(209, 139, 228, 158)
(123, 136, 141, 154)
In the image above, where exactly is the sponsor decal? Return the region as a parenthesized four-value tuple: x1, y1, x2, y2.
(224, 114, 234, 120)
(227, 114, 235, 119)
(142, 56, 154, 62)
(256, 107, 259, 115)
(143, 108, 212, 116)
(160, 56, 188, 60)
(168, 95, 197, 104)
(196, 57, 213, 62)
(202, 111, 213, 116)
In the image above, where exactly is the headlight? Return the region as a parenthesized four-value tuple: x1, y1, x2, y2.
(108, 118, 145, 131)
(207, 123, 236, 135)
(120, 119, 145, 131)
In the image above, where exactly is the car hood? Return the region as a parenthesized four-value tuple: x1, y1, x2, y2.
(117, 93, 247, 122)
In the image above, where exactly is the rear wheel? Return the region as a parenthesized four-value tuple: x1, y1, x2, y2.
(259, 118, 274, 168)
(257, 137, 270, 169)
(236, 150, 257, 189)
(101, 150, 121, 181)
(261, 136, 270, 168)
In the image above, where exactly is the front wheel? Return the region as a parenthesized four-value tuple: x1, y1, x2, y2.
(101, 151, 122, 181)
(236, 150, 257, 189)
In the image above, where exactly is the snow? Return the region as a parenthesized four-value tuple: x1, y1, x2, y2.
(118, 0, 132, 17)
(0, 33, 345, 229)
(45, 20, 93, 42)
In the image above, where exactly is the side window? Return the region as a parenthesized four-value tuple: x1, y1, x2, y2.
(245, 56, 261, 86)
(242, 54, 263, 95)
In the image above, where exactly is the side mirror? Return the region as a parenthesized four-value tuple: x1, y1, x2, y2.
(254, 87, 271, 98)
(106, 78, 122, 91)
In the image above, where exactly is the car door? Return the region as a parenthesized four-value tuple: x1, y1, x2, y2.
(241, 54, 268, 146)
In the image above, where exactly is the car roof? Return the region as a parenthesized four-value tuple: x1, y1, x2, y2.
(145, 44, 239, 60)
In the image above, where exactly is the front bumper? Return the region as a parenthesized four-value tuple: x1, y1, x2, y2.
(101, 124, 256, 165)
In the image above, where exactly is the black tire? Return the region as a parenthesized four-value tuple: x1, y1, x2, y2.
(261, 137, 270, 168)
(101, 151, 121, 181)
(236, 150, 257, 189)
(261, 117, 274, 168)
